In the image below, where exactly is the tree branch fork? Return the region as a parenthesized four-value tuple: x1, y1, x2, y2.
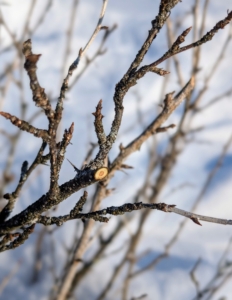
(0, 1, 232, 253)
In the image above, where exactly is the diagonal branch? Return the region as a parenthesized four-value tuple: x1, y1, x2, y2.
(125, 0, 181, 76)
(109, 78, 195, 175)
(0, 224, 35, 252)
(0, 111, 50, 142)
(0, 142, 47, 223)
(55, 0, 109, 126)
(88, 1, 182, 170)
(137, 11, 232, 74)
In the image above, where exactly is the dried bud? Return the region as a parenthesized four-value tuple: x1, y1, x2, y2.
(26, 54, 42, 63)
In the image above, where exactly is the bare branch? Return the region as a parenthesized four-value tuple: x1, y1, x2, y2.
(22, 39, 53, 119)
(0, 111, 50, 142)
(92, 100, 106, 146)
(0, 142, 47, 222)
(55, 0, 109, 124)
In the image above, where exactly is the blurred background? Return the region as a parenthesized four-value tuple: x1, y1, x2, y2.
(0, 0, 232, 299)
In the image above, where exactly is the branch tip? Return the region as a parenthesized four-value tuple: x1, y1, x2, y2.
(79, 47, 83, 56)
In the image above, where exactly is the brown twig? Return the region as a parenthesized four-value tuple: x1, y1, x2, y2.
(0, 142, 47, 222)
(0, 111, 50, 142)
